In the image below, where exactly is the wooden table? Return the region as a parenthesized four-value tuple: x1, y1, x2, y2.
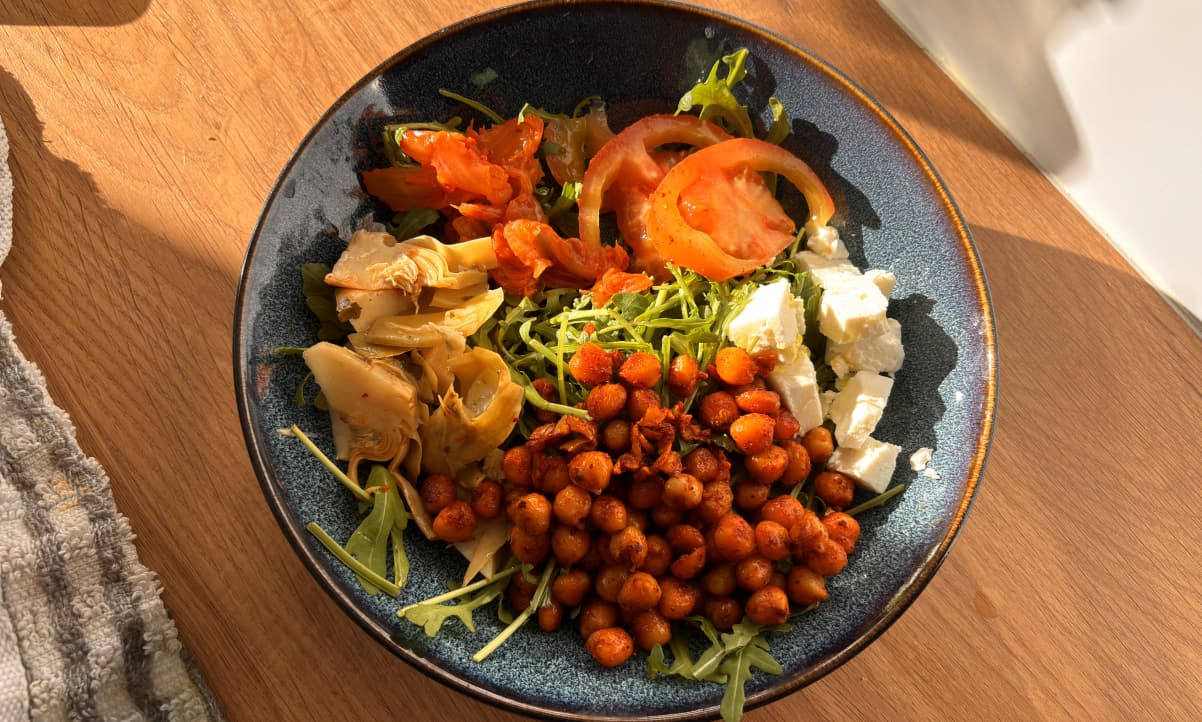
(2, 0, 1201, 719)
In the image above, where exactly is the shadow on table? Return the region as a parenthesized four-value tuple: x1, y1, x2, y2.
(0, 0, 149, 26)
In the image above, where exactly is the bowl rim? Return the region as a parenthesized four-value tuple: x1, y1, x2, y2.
(232, 0, 998, 718)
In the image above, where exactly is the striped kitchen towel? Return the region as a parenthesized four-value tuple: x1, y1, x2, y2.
(0, 118, 223, 720)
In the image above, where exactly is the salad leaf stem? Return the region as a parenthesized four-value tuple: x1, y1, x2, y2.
(398, 566, 519, 614)
(289, 425, 371, 503)
(437, 89, 504, 124)
(471, 559, 556, 663)
(846, 483, 907, 516)
(307, 522, 401, 597)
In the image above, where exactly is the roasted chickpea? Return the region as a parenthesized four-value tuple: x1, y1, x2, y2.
(699, 392, 739, 431)
(712, 512, 756, 561)
(617, 571, 662, 612)
(587, 383, 628, 422)
(760, 495, 806, 530)
(589, 495, 628, 534)
(568, 451, 613, 493)
(552, 569, 592, 607)
(733, 482, 770, 512)
(773, 410, 802, 440)
(586, 627, 635, 668)
(626, 477, 664, 510)
(787, 566, 829, 606)
(703, 596, 743, 631)
(788, 509, 827, 554)
(735, 554, 774, 591)
(511, 493, 553, 535)
(470, 479, 502, 519)
(779, 440, 812, 487)
(601, 419, 632, 453)
(553, 484, 593, 527)
(651, 504, 685, 528)
(640, 535, 672, 577)
(579, 600, 619, 640)
(814, 471, 855, 509)
(609, 525, 648, 570)
(631, 609, 672, 651)
(714, 347, 756, 386)
(801, 426, 835, 465)
(755, 520, 792, 561)
(745, 586, 790, 626)
(530, 377, 558, 424)
(626, 388, 662, 422)
(695, 481, 734, 524)
(751, 350, 778, 377)
(658, 577, 701, 620)
(502, 445, 533, 487)
(508, 573, 537, 612)
(745, 445, 789, 485)
(730, 413, 776, 455)
(700, 562, 737, 597)
(594, 564, 631, 603)
(667, 355, 700, 398)
(578, 541, 603, 571)
(735, 388, 781, 415)
(626, 509, 650, 532)
(510, 527, 550, 564)
(420, 473, 457, 515)
(538, 600, 564, 632)
(662, 473, 703, 509)
(552, 524, 591, 566)
(806, 537, 849, 577)
(618, 352, 662, 389)
(823, 511, 861, 555)
(670, 546, 707, 579)
(533, 453, 570, 495)
(432, 501, 477, 543)
(666, 524, 705, 553)
(683, 446, 720, 482)
(569, 342, 614, 387)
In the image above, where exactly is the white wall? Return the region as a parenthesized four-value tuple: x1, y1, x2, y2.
(879, 0, 1202, 329)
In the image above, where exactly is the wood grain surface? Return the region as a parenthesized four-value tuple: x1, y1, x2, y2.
(2, 0, 1201, 719)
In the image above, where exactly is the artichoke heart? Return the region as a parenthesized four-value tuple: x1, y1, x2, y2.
(421, 347, 524, 476)
(325, 230, 497, 296)
(360, 287, 503, 349)
(303, 341, 423, 482)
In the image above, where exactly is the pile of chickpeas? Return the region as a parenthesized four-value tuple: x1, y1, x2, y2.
(420, 342, 862, 669)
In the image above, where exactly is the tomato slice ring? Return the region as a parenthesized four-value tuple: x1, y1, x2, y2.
(577, 114, 732, 256)
(645, 138, 836, 280)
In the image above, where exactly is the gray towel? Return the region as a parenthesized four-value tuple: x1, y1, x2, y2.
(0, 117, 222, 720)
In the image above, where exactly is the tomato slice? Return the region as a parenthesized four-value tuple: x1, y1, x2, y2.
(645, 137, 835, 281)
(578, 114, 731, 277)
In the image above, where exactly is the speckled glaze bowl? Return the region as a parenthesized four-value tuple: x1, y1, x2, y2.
(233, 1, 997, 718)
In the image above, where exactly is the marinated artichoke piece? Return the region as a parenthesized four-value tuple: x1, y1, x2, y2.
(421, 347, 524, 476)
(359, 288, 503, 349)
(302, 341, 424, 483)
(334, 288, 416, 332)
(324, 230, 496, 296)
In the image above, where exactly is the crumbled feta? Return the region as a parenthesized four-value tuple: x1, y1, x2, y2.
(923, 468, 941, 480)
(827, 437, 901, 494)
(827, 372, 893, 448)
(826, 318, 904, 378)
(806, 224, 849, 259)
(766, 354, 824, 433)
(909, 447, 933, 471)
(865, 269, 896, 297)
(817, 273, 889, 345)
(820, 389, 838, 418)
(726, 279, 806, 362)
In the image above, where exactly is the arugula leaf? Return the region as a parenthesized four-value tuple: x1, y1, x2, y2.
(300, 263, 352, 343)
(648, 644, 670, 679)
(387, 208, 439, 241)
(472, 559, 556, 662)
(343, 466, 409, 595)
(398, 567, 518, 637)
(845, 483, 907, 516)
(676, 49, 755, 139)
(765, 98, 790, 145)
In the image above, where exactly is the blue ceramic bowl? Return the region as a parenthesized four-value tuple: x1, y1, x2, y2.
(234, 1, 997, 718)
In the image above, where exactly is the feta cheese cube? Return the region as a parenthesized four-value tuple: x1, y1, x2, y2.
(795, 251, 859, 288)
(727, 279, 806, 362)
(825, 318, 904, 377)
(909, 447, 933, 471)
(805, 224, 849, 259)
(827, 437, 901, 494)
(865, 269, 896, 297)
(828, 371, 893, 448)
(766, 354, 824, 433)
(818, 275, 889, 344)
